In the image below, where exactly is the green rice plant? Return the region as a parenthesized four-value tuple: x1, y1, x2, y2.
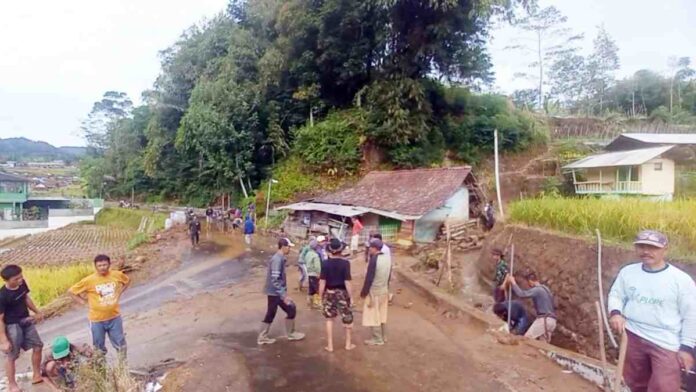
(95, 208, 166, 232)
(126, 232, 149, 250)
(23, 263, 94, 307)
(509, 197, 696, 257)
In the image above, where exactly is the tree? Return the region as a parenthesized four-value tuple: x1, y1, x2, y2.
(82, 91, 133, 153)
(508, 6, 583, 109)
(669, 56, 695, 112)
(548, 52, 586, 111)
(585, 25, 619, 113)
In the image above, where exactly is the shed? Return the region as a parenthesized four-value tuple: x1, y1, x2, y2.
(278, 166, 482, 243)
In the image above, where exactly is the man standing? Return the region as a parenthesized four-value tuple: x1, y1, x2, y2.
(296, 236, 314, 292)
(361, 238, 392, 346)
(506, 270, 556, 342)
(0, 265, 44, 391)
(492, 248, 508, 303)
(258, 238, 306, 345)
(608, 230, 696, 392)
(244, 216, 255, 249)
(483, 201, 496, 231)
(189, 215, 201, 248)
(305, 239, 322, 309)
(350, 217, 364, 256)
(320, 239, 354, 352)
(205, 206, 214, 230)
(69, 254, 130, 357)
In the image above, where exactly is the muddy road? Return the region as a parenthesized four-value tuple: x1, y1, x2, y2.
(12, 232, 594, 391)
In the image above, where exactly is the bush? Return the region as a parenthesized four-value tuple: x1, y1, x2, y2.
(509, 197, 696, 257)
(257, 157, 314, 205)
(293, 109, 364, 175)
(127, 232, 149, 250)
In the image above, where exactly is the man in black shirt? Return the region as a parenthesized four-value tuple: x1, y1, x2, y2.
(320, 238, 354, 352)
(0, 264, 44, 391)
(189, 216, 201, 248)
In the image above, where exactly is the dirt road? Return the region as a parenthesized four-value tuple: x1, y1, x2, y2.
(11, 232, 594, 391)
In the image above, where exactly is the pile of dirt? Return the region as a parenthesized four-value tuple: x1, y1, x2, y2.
(477, 225, 696, 359)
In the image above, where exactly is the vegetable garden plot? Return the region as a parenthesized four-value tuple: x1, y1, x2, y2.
(0, 226, 133, 266)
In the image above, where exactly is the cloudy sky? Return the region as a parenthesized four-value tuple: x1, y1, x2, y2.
(0, 0, 694, 147)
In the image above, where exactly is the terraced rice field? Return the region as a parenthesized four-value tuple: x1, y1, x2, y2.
(0, 226, 133, 266)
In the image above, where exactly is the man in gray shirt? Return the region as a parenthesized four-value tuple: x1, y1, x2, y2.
(505, 270, 556, 342)
(258, 238, 306, 345)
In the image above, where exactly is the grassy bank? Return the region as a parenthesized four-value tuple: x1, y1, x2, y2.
(509, 197, 696, 257)
(95, 208, 167, 233)
(24, 263, 93, 307)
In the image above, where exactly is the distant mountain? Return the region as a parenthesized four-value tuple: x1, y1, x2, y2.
(0, 137, 86, 162)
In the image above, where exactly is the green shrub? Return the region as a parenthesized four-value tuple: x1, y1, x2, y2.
(258, 157, 314, 205)
(95, 208, 167, 232)
(293, 109, 364, 175)
(127, 232, 149, 250)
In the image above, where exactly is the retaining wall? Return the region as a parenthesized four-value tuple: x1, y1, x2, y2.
(49, 209, 94, 217)
(478, 225, 696, 359)
(0, 220, 49, 229)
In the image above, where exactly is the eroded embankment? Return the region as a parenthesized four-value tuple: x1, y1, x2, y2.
(478, 224, 696, 359)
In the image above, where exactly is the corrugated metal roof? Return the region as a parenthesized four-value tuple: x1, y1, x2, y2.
(0, 172, 29, 182)
(276, 202, 419, 221)
(619, 133, 696, 144)
(314, 166, 472, 216)
(564, 145, 674, 169)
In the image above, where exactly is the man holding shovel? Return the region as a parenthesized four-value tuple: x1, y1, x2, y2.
(608, 230, 696, 392)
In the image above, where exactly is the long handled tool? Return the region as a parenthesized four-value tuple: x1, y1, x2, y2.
(613, 332, 628, 392)
(595, 301, 610, 391)
(596, 229, 618, 349)
(507, 244, 515, 332)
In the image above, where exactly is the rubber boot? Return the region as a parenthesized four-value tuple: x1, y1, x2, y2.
(312, 294, 322, 309)
(257, 323, 276, 345)
(285, 319, 306, 341)
(381, 323, 387, 343)
(364, 326, 385, 346)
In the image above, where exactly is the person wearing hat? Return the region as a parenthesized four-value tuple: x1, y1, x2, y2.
(608, 229, 696, 392)
(258, 238, 306, 345)
(41, 336, 92, 391)
(491, 248, 508, 303)
(360, 238, 392, 346)
(320, 238, 354, 352)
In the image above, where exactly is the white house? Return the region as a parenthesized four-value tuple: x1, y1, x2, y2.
(564, 145, 677, 200)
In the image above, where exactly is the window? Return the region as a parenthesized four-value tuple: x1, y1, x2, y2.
(617, 166, 640, 182)
(654, 162, 663, 171)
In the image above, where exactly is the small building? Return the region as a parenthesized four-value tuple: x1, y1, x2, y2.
(605, 133, 696, 151)
(0, 173, 30, 220)
(563, 145, 684, 200)
(278, 166, 483, 244)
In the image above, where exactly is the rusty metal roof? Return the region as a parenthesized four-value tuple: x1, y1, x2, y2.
(314, 166, 472, 217)
(563, 145, 674, 169)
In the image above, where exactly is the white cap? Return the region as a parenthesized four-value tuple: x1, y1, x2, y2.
(316, 235, 327, 243)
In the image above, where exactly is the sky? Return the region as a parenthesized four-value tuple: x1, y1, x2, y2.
(489, 0, 696, 94)
(0, 0, 694, 147)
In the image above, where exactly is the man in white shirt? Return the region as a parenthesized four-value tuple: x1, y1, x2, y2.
(608, 230, 696, 392)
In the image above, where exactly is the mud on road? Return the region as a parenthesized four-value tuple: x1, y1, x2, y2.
(13, 231, 595, 391)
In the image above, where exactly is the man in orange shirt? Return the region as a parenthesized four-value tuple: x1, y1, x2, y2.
(350, 217, 364, 256)
(69, 254, 130, 358)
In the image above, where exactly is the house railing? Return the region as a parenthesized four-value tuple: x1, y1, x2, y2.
(574, 181, 642, 194)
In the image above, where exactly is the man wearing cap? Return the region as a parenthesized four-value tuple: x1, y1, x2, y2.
(608, 230, 696, 391)
(41, 336, 92, 391)
(258, 238, 306, 345)
(320, 238, 354, 352)
(360, 238, 392, 346)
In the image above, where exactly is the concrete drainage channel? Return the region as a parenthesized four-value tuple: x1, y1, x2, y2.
(394, 264, 630, 392)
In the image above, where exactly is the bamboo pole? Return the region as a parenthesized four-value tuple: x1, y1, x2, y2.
(595, 301, 610, 391)
(597, 229, 618, 349)
(446, 221, 453, 288)
(613, 332, 628, 392)
(494, 129, 505, 220)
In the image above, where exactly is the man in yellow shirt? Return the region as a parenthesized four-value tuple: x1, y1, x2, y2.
(69, 254, 130, 357)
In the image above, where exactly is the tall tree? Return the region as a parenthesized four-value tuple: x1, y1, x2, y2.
(585, 25, 619, 114)
(508, 6, 583, 109)
(82, 91, 133, 153)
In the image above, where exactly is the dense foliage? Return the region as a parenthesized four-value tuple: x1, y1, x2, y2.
(81, 0, 544, 205)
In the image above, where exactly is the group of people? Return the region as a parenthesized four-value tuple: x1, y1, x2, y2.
(259, 229, 393, 353)
(188, 207, 256, 249)
(490, 229, 696, 392)
(0, 254, 129, 391)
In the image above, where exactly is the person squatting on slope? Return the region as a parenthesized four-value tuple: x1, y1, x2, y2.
(608, 230, 696, 392)
(505, 270, 557, 342)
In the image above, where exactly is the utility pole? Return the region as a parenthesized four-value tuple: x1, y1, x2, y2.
(264, 179, 278, 228)
(494, 129, 505, 220)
